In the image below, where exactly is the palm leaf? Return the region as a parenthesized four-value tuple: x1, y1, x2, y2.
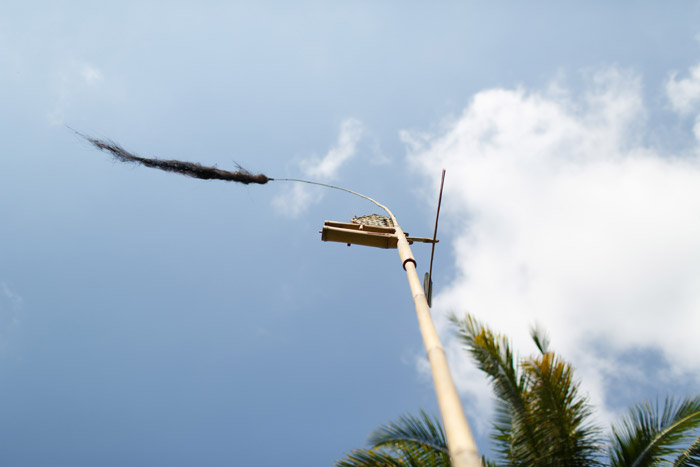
(530, 324, 550, 355)
(522, 351, 602, 465)
(450, 313, 541, 465)
(336, 448, 413, 467)
(673, 435, 700, 466)
(368, 410, 449, 455)
(609, 395, 700, 467)
(335, 411, 451, 467)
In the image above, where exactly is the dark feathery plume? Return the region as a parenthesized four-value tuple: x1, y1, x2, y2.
(78, 132, 270, 185)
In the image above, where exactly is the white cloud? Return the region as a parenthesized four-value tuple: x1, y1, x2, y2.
(304, 118, 364, 180)
(81, 64, 103, 85)
(47, 60, 104, 125)
(0, 282, 22, 331)
(667, 63, 700, 115)
(1, 282, 23, 309)
(405, 66, 700, 426)
(273, 118, 364, 217)
(272, 183, 314, 218)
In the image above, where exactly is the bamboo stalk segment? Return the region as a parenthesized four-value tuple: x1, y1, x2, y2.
(394, 225, 482, 467)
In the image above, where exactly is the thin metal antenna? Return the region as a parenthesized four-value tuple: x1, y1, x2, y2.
(424, 169, 446, 307)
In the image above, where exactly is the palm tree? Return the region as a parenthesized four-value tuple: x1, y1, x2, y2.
(336, 314, 700, 466)
(452, 314, 601, 466)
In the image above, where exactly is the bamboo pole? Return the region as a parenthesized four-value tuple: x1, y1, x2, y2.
(393, 224, 482, 467)
(277, 177, 481, 466)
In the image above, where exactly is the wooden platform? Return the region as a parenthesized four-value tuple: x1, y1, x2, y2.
(320, 221, 437, 249)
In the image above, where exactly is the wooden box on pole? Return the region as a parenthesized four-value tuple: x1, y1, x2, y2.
(321, 221, 437, 249)
(321, 221, 399, 249)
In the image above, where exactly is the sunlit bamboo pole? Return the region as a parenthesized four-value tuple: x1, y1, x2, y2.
(393, 223, 482, 467)
(320, 188, 482, 467)
(290, 177, 482, 466)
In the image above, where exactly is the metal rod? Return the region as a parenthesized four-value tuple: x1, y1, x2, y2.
(428, 169, 446, 284)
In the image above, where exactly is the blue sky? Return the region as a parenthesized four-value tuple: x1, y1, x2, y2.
(2, 2, 700, 465)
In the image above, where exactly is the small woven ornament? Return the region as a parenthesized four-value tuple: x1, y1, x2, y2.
(351, 214, 394, 228)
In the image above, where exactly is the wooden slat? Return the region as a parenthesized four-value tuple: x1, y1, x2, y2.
(406, 236, 439, 244)
(321, 225, 398, 249)
(321, 221, 438, 248)
(323, 220, 396, 234)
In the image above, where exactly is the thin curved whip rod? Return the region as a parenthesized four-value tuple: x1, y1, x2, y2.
(270, 178, 397, 225)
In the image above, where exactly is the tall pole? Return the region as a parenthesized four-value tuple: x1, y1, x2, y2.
(301, 177, 483, 466)
(393, 223, 482, 467)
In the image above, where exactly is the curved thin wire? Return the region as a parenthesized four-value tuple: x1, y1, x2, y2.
(271, 177, 398, 226)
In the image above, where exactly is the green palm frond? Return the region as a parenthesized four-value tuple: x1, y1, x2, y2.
(451, 313, 603, 466)
(335, 411, 451, 467)
(522, 352, 602, 466)
(530, 324, 550, 355)
(609, 395, 700, 467)
(673, 435, 700, 466)
(450, 313, 541, 465)
(368, 410, 449, 457)
(336, 448, 413, 467)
